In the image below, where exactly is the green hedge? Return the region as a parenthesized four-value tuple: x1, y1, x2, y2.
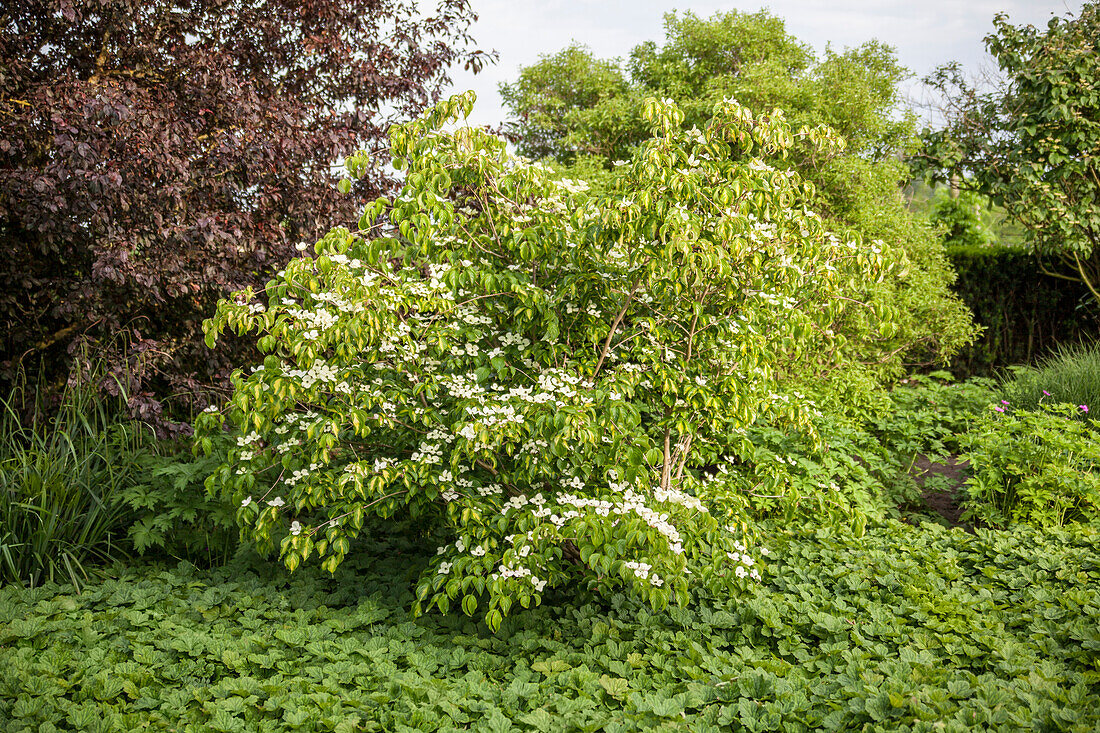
(941, 245, 1098, 376)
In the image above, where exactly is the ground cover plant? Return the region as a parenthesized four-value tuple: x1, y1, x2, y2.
(960, 402, 1100, 529)
(198, 92, 913, 628)
(709, 409, 920, 534)
(871, 373, 997, 463)
(120, 436, 241, 569)
(1, 522, 1097, 732)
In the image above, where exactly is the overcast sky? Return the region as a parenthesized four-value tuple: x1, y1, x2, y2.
(443, 0, 1085, 128)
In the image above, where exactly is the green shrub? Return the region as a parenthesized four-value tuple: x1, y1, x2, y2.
(0, 385, 149, 591)
(960, 402, 1100, 528)
(120, 438, 240, 567)
(198, 93, 910, 628)
(1002, 340, 1100, 417)
(929, 190, 993, 247)
(705, 412, 918, 534)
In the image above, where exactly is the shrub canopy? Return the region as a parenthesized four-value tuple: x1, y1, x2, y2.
(500, 10, 978, 389)
(200, 93, 907, 627)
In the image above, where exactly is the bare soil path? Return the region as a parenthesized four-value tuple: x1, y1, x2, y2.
(909, 455, 971, 529)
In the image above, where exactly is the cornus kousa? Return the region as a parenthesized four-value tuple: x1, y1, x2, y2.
(197, 91, 902, 629)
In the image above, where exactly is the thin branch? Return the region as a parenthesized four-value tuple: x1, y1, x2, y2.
(593, 277, 643, 379)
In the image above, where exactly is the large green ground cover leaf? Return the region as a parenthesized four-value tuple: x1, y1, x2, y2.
(1, 522, 1097, 732)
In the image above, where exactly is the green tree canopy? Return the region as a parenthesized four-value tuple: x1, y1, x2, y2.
(501, 9, 977, 395)
(917, 2, 1100, 300)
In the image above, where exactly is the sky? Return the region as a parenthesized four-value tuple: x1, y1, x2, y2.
(443, 0, 1086, 128)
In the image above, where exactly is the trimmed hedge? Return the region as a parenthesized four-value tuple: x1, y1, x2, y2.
(941, 245, 1098, 376)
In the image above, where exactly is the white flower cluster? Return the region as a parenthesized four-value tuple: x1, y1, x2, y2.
(619, 489, 684, 554)
(412, 440, 443, 464)
(652, 485, 707, 513)
(555, 493, 614, 516)
(564, 301, 603, 317)
(535, 370, 588, 401)
(552, 177, 589, 195)
(237, 432, 261, 448)
(608, 476, 631, 492)
(325, 253, 362, 268)
(453, 304, 493, 327)
(520, 438, 548, 455)
(623, 561, 664, 586)
(502, 495, 529, 512)
(442, 373, 484, 400)
(728, 538, 762, 581)
(286, 362, 345, 390)
(275, 437, 301, 454)
(490, 561, 547, 592)
(546, 510, 581, 527)
(465, 401, 525, 428)
(286, 305, 338, 334)
(314, 290, 366, 314)
(276, 411, 320, 431)
(285, 468, 309, 487)
(499, 332, 531, 349)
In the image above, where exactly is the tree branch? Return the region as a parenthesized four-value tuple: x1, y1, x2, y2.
(593, 277, 643, 379)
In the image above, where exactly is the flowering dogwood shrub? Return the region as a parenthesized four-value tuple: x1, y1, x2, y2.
(197, 92, 901, 628)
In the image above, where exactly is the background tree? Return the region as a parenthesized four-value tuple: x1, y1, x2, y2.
(0, 0, 490, 428)
(500, 10, 977, 398)
(917, 2, 1100, 299)
(929, 190, 994, 248)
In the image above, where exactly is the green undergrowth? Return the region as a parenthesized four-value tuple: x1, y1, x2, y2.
(2, 522, 1098, 732)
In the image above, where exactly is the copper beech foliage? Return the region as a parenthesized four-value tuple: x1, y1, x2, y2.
(0, 0, 490, 429)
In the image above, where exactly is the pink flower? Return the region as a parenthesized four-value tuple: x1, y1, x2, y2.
(1042, 390, 1051, 396)
(1079, 405, 1089, 413)
(1001, 400, 1009, 405)
(994, 405, 1005, 413)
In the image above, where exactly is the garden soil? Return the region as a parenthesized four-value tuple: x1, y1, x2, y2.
(910, 455, 971, 529)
